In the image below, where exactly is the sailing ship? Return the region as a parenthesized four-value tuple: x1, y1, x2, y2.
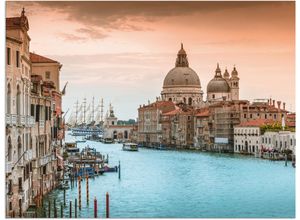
(67, 97, 104, 136)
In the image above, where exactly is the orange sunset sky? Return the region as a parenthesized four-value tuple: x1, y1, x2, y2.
(6, 1, 295, 120)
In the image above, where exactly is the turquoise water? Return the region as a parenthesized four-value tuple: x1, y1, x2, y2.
(43, 134, 295, 218)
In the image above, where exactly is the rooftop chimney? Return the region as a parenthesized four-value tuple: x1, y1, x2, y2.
(269, 98, 272, 105)
(272, 100, 275, 106)
(277, 101, 281, 110)
(283, 102, 286, 110)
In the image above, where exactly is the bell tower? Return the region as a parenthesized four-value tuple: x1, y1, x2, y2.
(230, 66, 239, 100)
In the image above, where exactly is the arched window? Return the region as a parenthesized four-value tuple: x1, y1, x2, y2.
(17, 85, 21, 115)
(168, 98, 172, 101)
(7, 83, 11, 114)
(124, 130, 128, 139)
(17, 136, 22, 160)
(212, 94, 215, 99)
(183, 97, 186, 104)
(7, 136, 12, 162)
(188, 97, 192, 105)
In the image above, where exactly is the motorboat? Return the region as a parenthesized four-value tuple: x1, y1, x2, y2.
(122, 143, 138, 151)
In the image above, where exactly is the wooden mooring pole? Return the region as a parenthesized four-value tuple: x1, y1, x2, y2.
(54, 199, 57, 218)
(94, 197, 97, 218)
(78, 176, 82, 210)
(285, 154, 288, 166)
(69, 201, 72, 218)
(60, 203, 63, 218)
(48, 200, 51, 218)
(106, 192, 110, 218)
(75, 199, 77, 218)
(63, 189, 66, 206)
(118, 161, 121, 180)
(86, 175, 89, 204)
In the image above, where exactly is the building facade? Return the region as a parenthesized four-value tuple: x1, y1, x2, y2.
(6, 9, 33, 217)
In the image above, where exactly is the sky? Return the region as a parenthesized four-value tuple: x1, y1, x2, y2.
(6, 1, 295, 120)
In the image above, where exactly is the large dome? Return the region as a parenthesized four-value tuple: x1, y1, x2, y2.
(163, 67, 201, 88)
(207, 77, 230, 93)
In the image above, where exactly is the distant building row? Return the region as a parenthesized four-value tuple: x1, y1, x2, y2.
(137, 44, 295, 155)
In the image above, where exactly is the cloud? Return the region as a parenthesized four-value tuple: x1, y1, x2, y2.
(57, 33, 86, 42)
(76, 27, 108, 40)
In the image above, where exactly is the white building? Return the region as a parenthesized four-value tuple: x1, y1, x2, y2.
(261, 131, 296, 154)
(234, 121, 262, 155)
(234, 119, 296, 156)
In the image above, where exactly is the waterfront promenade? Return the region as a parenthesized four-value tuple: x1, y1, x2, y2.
(41, 132, 295, 218)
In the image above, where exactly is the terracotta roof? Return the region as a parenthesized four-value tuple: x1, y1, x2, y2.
(286, 121, 295, 127)
(287, 113, 295, 119)
(163, 108, 181, 116)
(195, 110, 210, 117)
(30, 52, 58, 63)
(237, 119, 275, 127)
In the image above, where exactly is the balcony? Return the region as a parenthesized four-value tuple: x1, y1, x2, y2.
(6, 162, 13, 173)
(11, 114, 17, 125)
(21, 115, 25, 126)
(39, 120, 45, 128)
(39, 154, 52, 166)
(26, 116, 35, 127)
(6, 114, 12, 126)
(24, 149, 33, 161)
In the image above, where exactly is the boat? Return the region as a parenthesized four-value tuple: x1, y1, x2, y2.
(67, 97, 104, 136)
(100, 164, 118, 172)
(58, 181, 70, 190)
(104, 138, 114, 144)
(123, 143, 138, 151)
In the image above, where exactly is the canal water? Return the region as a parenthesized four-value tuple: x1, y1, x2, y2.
(43, 132, 295, 218)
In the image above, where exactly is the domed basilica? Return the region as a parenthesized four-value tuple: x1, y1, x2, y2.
(161, 44, 239, 106)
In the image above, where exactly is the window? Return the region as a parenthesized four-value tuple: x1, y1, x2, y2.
(262, 137, 264, 143)
(16, 85, 21, 115)
(45, 71, 50, 79)
(16, 50, 20, 67)
(274, 114, 277, 119)
(7, 83, 11, 114)
(257, 113, 260, 117)
(265, 114, 267, 119)
(31, 104, 35, 117)
(35, 105, 40, 122)
(269, 138, 271, 144)
(244, 114, 247, 119)
(291, 139, 293, 146)
(7, 137, 12, 162)
(7, 47, 11, 65)
(250, 114, 252, 119)
(188, 97, 192, 105)
(18, 177, 22, 191)
(212, 94, 215, 99)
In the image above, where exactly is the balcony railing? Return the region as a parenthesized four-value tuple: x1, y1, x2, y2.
(6, 114, 12, 126)
(26, 116, 35, 127)
(11, 114, 17, 125)
(6, 162, 13, 173)
(24, 149, 33, 161)
(39, 120, 45, 128)
(39, 154, 52, 166)
(21, 115, 25, 126)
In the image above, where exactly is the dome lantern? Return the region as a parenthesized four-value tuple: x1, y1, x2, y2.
(175, 43, 189, 67)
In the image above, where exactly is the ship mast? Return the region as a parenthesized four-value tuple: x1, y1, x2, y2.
(75, 100, 79, 126)
(92, 96, 95, 124)
(83, 97, 87, 124)
(100, 98, 104, 124)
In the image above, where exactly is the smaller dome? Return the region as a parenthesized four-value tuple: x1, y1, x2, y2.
(207, 63, 230, 93)
(207, 77, 230, 93)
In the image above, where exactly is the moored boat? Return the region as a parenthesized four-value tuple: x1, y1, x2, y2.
(123, 143, 138, 151)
